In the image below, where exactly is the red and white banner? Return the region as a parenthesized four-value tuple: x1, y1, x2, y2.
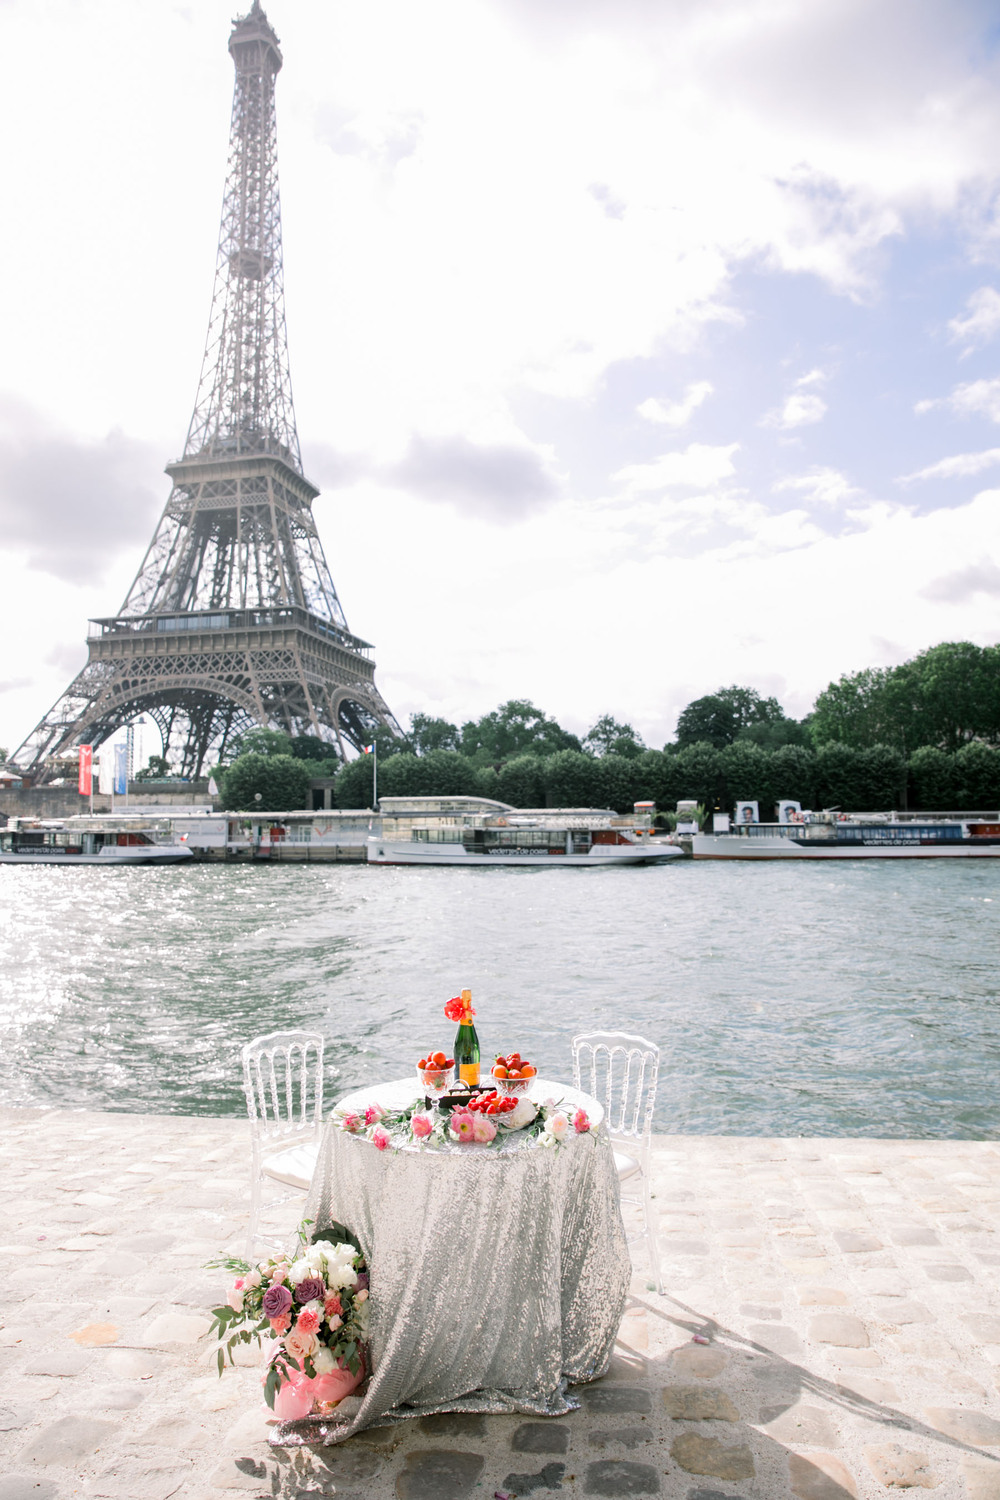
(78, 744, 93, 796)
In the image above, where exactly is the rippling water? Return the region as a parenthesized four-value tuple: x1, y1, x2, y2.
(1, 860, 998, 1135)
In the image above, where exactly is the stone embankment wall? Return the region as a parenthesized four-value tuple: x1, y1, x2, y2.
(0, 783, 217, 823)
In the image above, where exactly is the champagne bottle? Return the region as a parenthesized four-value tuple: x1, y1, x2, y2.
(453, 987, 480, 1086)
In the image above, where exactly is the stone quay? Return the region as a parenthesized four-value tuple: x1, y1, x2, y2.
(3, 1108, 1000, 1499)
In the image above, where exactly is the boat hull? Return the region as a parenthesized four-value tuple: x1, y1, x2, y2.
(691, 835, 1000, 860)
(366, 839, 682, 866)
(0, 848, 194, 866)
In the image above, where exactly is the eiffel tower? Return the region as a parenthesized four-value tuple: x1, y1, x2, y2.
(13, 2, 400, 781)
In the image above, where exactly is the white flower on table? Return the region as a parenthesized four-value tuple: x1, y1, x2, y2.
(541, 1111, 570, 1147)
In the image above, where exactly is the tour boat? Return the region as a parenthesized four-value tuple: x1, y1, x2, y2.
(691, 811, 1000, 860)
(0, 818, 194, 866)
(367, 812, 683, 867)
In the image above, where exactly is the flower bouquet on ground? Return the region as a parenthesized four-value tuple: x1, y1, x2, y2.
(207, 1220, 370, 1419)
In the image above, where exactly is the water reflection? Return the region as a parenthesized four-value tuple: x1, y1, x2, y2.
(0, 861, 998, 1134)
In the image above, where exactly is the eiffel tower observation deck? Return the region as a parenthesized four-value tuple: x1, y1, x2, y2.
(13, 2, 400, 781)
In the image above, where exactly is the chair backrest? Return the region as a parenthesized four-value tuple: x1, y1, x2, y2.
(242, 1030, 325, 1149)
(572, 1030, 659, 1142)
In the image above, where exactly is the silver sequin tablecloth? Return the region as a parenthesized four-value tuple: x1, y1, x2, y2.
(274, 1077, 629, 1446)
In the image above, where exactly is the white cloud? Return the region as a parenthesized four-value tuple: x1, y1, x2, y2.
(774, 467, 861, 506)
(762, 370, 829, 430)
(897, 447, 1000, 483)
(948, 287, 1000, 354)
(637, 382, 714, 428)
(921, 558, 1000, 602)
(915, 378, 1000, 422)
(613, 443, 739, 493)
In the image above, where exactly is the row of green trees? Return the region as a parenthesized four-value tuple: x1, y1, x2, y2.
(219, 737, 1000, 816)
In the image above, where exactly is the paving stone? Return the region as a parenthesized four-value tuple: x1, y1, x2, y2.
(740, 1303, 780, 1319)
(0, 1405, 31, 1432)
(0, 1480, 59, 1500)
(134, 1413, 209, 1448)
(417, 1412, 487, 1437)
(394, 1448, 485, 1500)
(924, 1263, 973, 1281)
(670, 1433, 754, 1481)
(22, 1348, 91, 1377)
(685, 1492, 749, 1500)
(584, 1460, 660, 1495)
(19, 1415, 118, 1466)
(92, 1253, 146, 1277)
(69, 1321, 119, 1347)
(923, 1407, 1000, 1444)
(871, 1300, 934, 1324)
(810, 1314, 871, 1347)
(502, 1461, 568, 1495)
(582, 1386, 652, 1414)
(760, 1402, 840, 1446)
(512, 1422, 570, 1453)
(837, 1375, 900, 1404)
(102, 1349, 162, 1379)
(668, 1346, 730, 1380)
(748, 1322, 804, 1358)
(788, 1451, 858, 1499)
(799, 1287, 849, 1306)
(961, 1454, 1000, 1500)
(863, 1443, 940, 1489)
(84, 1385, 147, 1410)
(142, 1312, 209, 1345)
(892, 1229, 940, 1246)
(833, 1231, 882, 1253)
(662, 1387, 738, 1421)
(589, 1427, 651, 1449)
(965, 1317, 1000, 1343)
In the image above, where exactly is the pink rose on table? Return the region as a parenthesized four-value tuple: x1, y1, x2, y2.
(574, 1108, 591, 1133)
(411, 1112, 433, 1139)
(341, 1111, 361, 1133)
(548, 1112, 569, 1140)
(472, 1114, 497, 1143)
(371, 1124, 391, 1151)
(269, 1314, 291, 1334)
(324, 1294, 342, 1319)
(226, 1280, 245, 1311)
(449, 1109, 475, 1142)
(284, 1326, 318, 1362)
(296, 1308, 320, 1335)
(364, 1102, 385, 1126)
(262, 1283, 293, 1319)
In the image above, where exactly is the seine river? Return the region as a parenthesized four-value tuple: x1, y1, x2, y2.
(1, 859, 998, 1136)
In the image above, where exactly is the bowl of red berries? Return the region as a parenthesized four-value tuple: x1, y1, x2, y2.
(466, 1087, 520, 1120)
(417, 1050, 454, 1094)
(491, 1052, 538, 1097)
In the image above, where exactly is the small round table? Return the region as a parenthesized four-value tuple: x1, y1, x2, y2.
(278, 1076, 629, 1445)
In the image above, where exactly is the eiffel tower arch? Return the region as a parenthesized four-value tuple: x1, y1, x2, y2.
(13, 2, 400, 781)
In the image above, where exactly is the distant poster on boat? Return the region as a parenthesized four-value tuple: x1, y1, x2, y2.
(114, 742, 128, 796)
(778, 800, 802, 823)
(735, 801, 759, 825)
(78, 744, 92, 796)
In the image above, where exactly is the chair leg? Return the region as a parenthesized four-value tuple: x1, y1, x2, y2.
(246, 1170, 262, 1266)
(642, 1169, 663, 1296)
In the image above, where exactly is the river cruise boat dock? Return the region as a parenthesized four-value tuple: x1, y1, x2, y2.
(691, 807, 1000, 859)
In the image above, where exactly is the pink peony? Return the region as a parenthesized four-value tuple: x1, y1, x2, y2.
(411, 1112, 433, 1139)
(472, 1113, 497, 1143)
(284, 1326, 318, 1362)
(365, 1102, 385, 1126)
(324, 1294, 342, 1319)
(449, 1109, 476, 1142)
(371, 1124, 391, 1151)
(269, 1314, 291, 1334)
(341, 1111, 361, 1134)
(574, 1108, 591, 1133)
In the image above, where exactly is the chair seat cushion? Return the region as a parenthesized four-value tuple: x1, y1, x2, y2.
(262, 1140, 318, 1191)
(614, 1149, 641, 1182)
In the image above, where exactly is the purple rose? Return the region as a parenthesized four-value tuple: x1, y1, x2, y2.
(262, 1283, 293, 1319)
(356, 1272, 369, 1290)
(294, 1276, 325, 1305)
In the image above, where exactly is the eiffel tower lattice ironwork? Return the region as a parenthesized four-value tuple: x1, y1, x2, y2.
(13, 1, 400, 781)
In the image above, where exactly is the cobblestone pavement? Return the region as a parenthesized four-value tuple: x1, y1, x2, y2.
(3, 1110, 1000, 1499)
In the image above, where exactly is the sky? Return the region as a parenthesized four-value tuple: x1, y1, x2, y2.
(2, 0, 1000, 758)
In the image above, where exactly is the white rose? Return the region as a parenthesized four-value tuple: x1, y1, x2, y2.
(312, 1345, 336, 1374)
(302, 1299, 323, 1318)
(326, 1261, 359, 1292)
(502, 1098, 537, 1131)
(288, 1257, 312, 1285)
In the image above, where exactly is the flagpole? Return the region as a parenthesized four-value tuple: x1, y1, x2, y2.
(373, 741, 377, 809)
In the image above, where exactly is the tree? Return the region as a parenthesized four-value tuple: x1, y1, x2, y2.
(675, 686, 784, 750)
(952, 742, 1000, 807)
(379, 751, 482, 798)
(460, 700, 580, 763)
(583, 714, 645, 760)
(409, 713, 459, 755)
(134, 755, 172, 781)
(496, 754, 547, 807)
(737, 718, 809, 751)
(334, 756, 377, 809)
(908, 747, 956, 810)
(220, 753, 313, 811)
(289, 734, 338, 762)
(235, 727, 294, 758)
(543, 751, 603, 808)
